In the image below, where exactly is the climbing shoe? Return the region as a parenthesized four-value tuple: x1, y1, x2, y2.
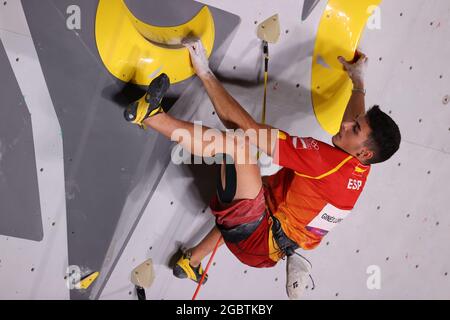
(124, 73, 170, 129)
(173, 251, 208, 285)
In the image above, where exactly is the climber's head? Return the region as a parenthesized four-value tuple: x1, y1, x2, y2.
(332, 105, 401, 165)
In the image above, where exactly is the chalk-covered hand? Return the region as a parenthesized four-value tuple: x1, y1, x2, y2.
(182, 38, 211, 77)
(338, 51, 368, 86)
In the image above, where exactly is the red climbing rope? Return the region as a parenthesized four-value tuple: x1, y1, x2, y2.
(191, 236, 222, 300)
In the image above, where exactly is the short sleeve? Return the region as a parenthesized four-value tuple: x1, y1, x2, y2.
(273, 130, 346, 177)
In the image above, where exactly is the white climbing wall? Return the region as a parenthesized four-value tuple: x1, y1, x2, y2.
(100, 0, 450, 299)
(1, 0, 449, 300)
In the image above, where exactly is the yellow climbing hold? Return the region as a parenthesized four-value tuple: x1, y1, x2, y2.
(311, 0, 382, 135)
(95, 0, 215, 85)
(78, 271, 99, 290)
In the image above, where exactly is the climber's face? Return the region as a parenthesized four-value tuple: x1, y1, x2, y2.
(332, 114, 374, 164)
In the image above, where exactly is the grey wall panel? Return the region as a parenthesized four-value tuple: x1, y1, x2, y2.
(0, 39, 43, 241)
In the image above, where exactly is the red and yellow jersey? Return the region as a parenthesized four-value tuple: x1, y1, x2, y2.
(264, 130, 371, 250)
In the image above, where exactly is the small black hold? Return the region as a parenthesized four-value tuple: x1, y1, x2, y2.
(379, 57, 383, 61)
(377, 206, 381, 210)
(436, 222, 439, 226)
(52, 222, 55, 226)
(3, 1, 7, 6)
(400, 12, 403, 16)
(254, 21, 258, 25)
(31, 268, 35, 272)
(149, 246, 152, 250)
(129, 291, 132, 295)
(419, 119, 422, 123)
(326, 242, 330, 246)
(275, 277, 278, 282)
(244, 270, 247, 274)
(427, 170, 431, 174)
(386, 257, 390, 261)
(285, 30, 289, 34)
(212, 111, 216, 115)
(440, 75, 443, 79)
(16, 57, 19, 62)
(296, 84, 300, 88)
(40, 168, 44, 172)
(415, 265, 419, 269)
(406, 214, 410, 218)
(398, 163, 401, 166)
(409, 66, 413, 70)
(445, 272, 448, 276)
(233, 66, 237, 70)
(356, 249, 360, 253)
(213, 262, 216, 266)
(430, 22, 434, 26)
(170, 201, 174, 205)
(389, 110, 392, 114)
(335, 293, 339, 297)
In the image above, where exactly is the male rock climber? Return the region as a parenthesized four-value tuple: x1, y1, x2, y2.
(124, 39, 401, 298)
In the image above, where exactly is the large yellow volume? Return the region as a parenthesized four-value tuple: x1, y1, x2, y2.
(95, 0, 215, 85)
(311, 0, 382, 134)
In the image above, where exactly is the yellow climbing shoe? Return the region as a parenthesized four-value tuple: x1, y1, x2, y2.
(124, 73, 170, 129)
(173, 251, 208, 285)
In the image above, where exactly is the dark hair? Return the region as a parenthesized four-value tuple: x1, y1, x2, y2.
(364, 105, 401, 164)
